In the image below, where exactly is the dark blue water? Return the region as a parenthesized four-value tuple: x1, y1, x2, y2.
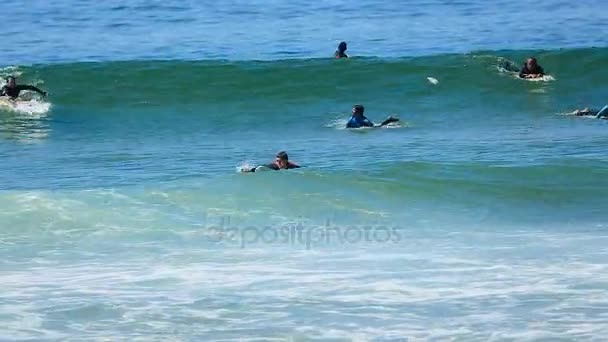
(3, 0, 608, 63)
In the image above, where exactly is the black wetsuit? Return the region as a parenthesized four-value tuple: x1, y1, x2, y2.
(0, 85, 46, 99)
(249, 162, 301, 172)
(519, 65, 545, 78)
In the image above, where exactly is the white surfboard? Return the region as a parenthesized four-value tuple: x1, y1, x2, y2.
(0, 97, 16, 110)
(522, 75, 556, 82)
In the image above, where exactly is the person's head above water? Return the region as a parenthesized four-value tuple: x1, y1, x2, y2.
(335, 41, 348, 58)
(5, 76, 16, 87)
(352, 104, 365, 117)
(526, 57, 538, 69)
(275, 151, 290, 169)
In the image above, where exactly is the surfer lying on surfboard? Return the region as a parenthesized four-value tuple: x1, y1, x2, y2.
(240, 151, 301, 172)
(1, 76, 47, 100)
(519, 57, 545, 79)
(346, 105, 399, 128)
(570, 105, 608, 119)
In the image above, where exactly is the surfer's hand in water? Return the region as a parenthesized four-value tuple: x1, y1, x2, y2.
(42, 92, 48, 97)
(386, 116, 399, 123)
(379, 116, 400, 127)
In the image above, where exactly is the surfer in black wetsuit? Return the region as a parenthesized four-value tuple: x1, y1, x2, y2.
(335, 41, 348, 59)
(519, 58, 545, 79)
(571, 105, 608, 119)
(241, 151, 301, 172)
(0, 76, 47, 100)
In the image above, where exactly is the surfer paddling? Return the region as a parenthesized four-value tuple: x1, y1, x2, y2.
(346, 105, 399, 128)
(240, 151, 301, 172)
(570, 105, 608, 119)
(519, 57, 545, 79)
(1, 76, 47, 100)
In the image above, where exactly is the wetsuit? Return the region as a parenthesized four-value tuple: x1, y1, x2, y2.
(0, 85, 46, 99)
(346, 116, 374, 128)
(574, 105, 608, 118)
(248, 162, 301, 172)
(519, 65, 545, 78)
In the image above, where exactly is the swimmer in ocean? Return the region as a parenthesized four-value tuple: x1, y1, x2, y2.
(570, 105, 608, 119)
(241, 151, 301, 172)
(346, 105, 399, 128)
(0, 76, 47, 100)
(335, 42, 348, 59)
(519, 57, 545, 79)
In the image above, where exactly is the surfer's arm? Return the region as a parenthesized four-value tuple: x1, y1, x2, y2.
(361, 117, 374, 127)
(0, 86, 6, 96)
(240, 166, 258, 172)
(378, 116, 399, 126)
(18, 85, 46, 96)
(518, 67, 535, 78)
(537, 66, 545, 76)
(241, 163, 280, 172)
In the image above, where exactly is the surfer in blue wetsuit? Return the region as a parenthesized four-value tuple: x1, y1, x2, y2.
(571, 105, 608, 119)
(519, 58, 545, 79)
(346, 105, 399, 128)
(0, 76, 47, 100)
(240, 151, 301, 172)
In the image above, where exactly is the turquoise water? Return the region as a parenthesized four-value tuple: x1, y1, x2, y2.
(2, 1, 608, 340)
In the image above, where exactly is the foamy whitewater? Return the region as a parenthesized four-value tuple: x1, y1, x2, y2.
(2, 0, 608, 340)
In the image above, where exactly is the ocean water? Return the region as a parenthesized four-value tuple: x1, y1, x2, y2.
(2, 0, 608, 340)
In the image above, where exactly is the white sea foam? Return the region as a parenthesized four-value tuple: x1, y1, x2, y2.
(0, 98, 51, 115)
(2, 186, 608, 340)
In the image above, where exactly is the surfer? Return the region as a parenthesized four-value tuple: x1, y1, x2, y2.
(519, 58, 545, 79)
(240, 151, 301, 172)
(335, 41, 348, 59)
(570, 105, 608, 119)
(0, 76, 47, 100)
(346, 105, 399, 128)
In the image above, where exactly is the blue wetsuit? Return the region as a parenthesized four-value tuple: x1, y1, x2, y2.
(346, 116, 374, 128)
